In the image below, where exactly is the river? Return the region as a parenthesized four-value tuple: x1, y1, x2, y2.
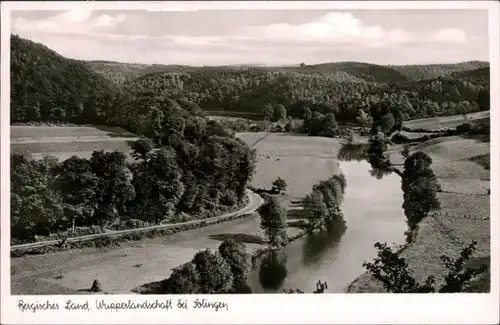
(12, 153, 407, 295)
(247, 160, 407, 293)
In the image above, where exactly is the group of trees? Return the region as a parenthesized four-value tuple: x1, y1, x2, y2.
(363, 135, 442, 236)
(401, 152, 442, 231)
(11, 117, 256, 242)
(262, 103, 287, 122)
(11, 151, 136, 241)
(161, 239, 252, 294)
(302, 174, 347, 231)
(11, 92, 258, 243)
(11, 39, 264, 243)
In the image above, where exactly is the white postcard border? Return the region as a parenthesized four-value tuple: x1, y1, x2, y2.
(1, 1, 499, 324)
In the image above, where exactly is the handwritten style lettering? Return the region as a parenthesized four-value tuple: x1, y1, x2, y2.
(95, 299, 173, 312)
(192, 298, 228, 312)
(177, 299, 188, 310)
(17, 300, 59, 313)
(65, 300, 90, 311)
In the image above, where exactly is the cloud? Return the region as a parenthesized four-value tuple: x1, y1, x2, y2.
(58, 10, 92, 23)
(94, 14, 127, 27)
(433, 28, 467, 43)
(240, 12, 410, 46)
(12, 10, 128, 35)
(11, 10, 482, 65)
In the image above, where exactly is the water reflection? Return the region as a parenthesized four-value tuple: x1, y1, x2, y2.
(258, 249, 288, 292)
(339, 143, 393, 180)
(369, 168, 393, 180)
(248, 159, 407, 293)
(337, 143, 369, 162)
(302, 223, 346, 265)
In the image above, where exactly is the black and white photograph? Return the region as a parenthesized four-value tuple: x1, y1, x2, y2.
(1, 1, 499, 324)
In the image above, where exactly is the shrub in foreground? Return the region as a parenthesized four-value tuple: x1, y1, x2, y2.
(363, 240, 487, 293)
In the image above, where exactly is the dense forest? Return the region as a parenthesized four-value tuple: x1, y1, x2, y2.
(11, 35, 490, 126)
(10, 35, 120, 124)
(389, 61, 489, 81)
(124, 66, 490, 122)
(85, 60, 488, 86)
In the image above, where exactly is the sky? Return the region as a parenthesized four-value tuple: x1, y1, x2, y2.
(10, 9, 490, 66)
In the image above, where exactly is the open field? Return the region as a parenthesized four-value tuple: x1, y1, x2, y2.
(11, 125, 135, 138)
(237, 133, 343, 198)
(403, 111, 489, 130)
(11, 125, 138, 161)
(412, 136, 490, 161)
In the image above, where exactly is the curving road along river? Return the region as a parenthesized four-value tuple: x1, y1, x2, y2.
(11, 190, 264, 252)
(11, 191, 266, 294)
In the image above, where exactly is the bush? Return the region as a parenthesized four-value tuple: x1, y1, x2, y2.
(271, 177, 287, 194)
(456, 123, 473, 134)
(191, 249, 234, 293)
(218, 239, 251, 292)
(363, 240, 487, 293)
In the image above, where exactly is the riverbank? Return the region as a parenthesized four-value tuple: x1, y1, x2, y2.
(345, 135, 491, 293)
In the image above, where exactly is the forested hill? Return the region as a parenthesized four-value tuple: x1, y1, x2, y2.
(83, 60, 194, 87)
(11, 35, 490, 126)
(10, 35, 120, 124)
(122, 64, 489, 121)
(448, 67, 490, 88)
(389, 61, 489, 81)
(276, 62, 412, 84)
(10, 35, 258, 235)
(85, 59, 489, 87)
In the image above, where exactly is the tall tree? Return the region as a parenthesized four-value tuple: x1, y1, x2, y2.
(191, 249, 234, 294)
(218, 239, 251, 293)
(89, 151, 136, 226)
(401, 152, 441, 230)
(274, 104, 287, 121)
(258, 196, 288, 247)
(262, 103, 274, 121)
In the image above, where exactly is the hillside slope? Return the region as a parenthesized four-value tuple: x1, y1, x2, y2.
(87, 60, 489, 87)
(276, 61, 412, 84)
(448, 67, 490, 88)
(123, 64, 489, 120)
(10, 36, 258, 245)
(12, 36, 490, 125)
(390, 61, 489, 81)
(11, 35, 119, 124)
(84, 61, 194, 86)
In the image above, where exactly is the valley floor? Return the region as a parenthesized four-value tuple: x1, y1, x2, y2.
(9, 125, 491, 294)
